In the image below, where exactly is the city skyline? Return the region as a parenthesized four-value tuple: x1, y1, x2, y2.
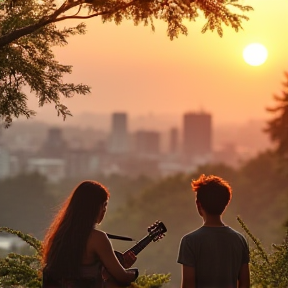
(0, 110, 272, 161)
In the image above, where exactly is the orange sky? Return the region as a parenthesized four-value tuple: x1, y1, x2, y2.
(29, 0, 288, 127)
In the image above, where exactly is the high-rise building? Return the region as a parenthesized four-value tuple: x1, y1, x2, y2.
(109, 112, 129, 154)
(40, 127, 67, 158)
(182, 112, 212, 161)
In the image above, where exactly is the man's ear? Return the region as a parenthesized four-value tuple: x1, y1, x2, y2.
(196, 200, 204, 216)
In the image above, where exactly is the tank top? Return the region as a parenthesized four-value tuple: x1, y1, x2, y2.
(42, 261, 103, 288)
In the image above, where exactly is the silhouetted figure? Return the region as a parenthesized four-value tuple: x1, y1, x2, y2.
(42, 180, 138, 288)
(177, 174, 250, 288)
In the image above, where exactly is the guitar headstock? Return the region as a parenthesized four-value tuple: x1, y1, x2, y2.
(147, 220, 167, 242)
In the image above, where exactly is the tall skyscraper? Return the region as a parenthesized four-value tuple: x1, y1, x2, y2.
(182, 112, 212, 161)
(109, 112, 129, 154)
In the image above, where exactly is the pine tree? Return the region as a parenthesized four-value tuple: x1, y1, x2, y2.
(265, 71, 288, 159)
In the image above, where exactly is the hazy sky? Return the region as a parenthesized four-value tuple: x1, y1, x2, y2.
(29, 0, 288, 127)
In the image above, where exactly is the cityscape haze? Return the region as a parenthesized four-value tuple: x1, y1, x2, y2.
(0, 110, 271, 182)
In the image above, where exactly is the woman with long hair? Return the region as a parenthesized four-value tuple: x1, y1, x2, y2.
(42, 180, 138, 288)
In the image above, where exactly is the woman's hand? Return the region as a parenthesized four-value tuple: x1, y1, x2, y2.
(122, 251, 137, 268)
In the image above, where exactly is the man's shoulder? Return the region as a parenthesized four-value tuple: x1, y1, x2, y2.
(181, 227, 206, 240)
(226, 227, 247, 239)
(182, 226, 247, 240)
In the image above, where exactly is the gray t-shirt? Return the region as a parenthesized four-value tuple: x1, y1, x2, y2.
(177, 226, 249, 288)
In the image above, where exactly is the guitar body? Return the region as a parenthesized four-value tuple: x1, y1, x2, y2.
(101, 221, 167, 288)
(102, 251, 129, 288)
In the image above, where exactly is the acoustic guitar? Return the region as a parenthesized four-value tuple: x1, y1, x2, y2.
(102, 220, 167, 288)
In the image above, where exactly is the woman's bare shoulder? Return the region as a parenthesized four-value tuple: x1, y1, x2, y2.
(87, 229, 113, 255)
(89, 229, 109, 244)
(91, 229, 106, 236)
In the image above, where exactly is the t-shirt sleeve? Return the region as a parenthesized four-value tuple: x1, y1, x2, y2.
(241, 236, 250, 264)
(177, 235, 195, 267)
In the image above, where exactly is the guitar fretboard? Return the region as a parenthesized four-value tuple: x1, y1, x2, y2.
(126, 235, 153, 256)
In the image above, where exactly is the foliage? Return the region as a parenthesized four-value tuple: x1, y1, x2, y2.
(0, 0, 90, 127)
(0, 172, 56, 239)
(237, 217, 288, 288)
(50, 174, 155, 209)
(0, 0, 253, 126)
(0, 227, 42, 288)
(2, 218, 288, 288)
(0, 227, 170, 288)
(132, 273, 171, 288)
(265, 71, 288, 160)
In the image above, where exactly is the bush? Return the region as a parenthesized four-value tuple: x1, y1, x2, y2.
(237, 217, 288, 287)
(0, 227, 42, 288)
(2, 221, 288, 287)
(0, 227, 170, 288)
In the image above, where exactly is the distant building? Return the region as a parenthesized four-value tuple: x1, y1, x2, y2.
(120, 157, 160, 178)
(39, 127, 67, 158)
(0, 233, 26, 251)
(0, 145, 10, 179)
(182, 112, 212, 163)
(65, 148, 103, 178)
(169, 127, 179, 154)
(65, 149, 90, 178)
(0, 128, 9, 179)
(109, 113, 129, 154)
(9, 150, 33, 176)
(27, 158, 65, 183)
(133, 130, 160, 158)
(212, 143, 241, 168)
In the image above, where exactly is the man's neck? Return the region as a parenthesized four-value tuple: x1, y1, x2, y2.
(203, 215, 226, 227)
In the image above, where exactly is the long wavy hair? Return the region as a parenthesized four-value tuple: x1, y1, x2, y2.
(42, 180, 110, 278)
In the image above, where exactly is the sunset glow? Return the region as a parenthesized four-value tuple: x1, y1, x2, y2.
(243, 43, 268, 66)
(27, 0, 288, 127)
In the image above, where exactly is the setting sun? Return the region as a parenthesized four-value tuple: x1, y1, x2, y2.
(243, 43, 268, 66)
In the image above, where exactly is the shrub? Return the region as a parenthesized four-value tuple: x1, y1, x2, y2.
(0, 227, 170, 288)
(237, 217, 288, 287)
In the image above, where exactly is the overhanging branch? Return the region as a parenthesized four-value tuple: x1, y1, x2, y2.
(0, 19, 51, 48)
(0, 0, 81, 48)
(54, 1, 137, 23)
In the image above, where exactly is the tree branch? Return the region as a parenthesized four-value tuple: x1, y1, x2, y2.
(0, 19, 51, 48)
(73, 4, 83, 17)
(0, 0, 82, 48)
(54, 1, 137, 23)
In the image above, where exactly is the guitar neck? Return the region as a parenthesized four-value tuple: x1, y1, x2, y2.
(125, 234, 153, 256)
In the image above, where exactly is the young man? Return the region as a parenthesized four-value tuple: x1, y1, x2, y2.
(177, 174, 250, 288)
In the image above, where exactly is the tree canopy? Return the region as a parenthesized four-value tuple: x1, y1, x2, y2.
(0, 0, 253, 127)
(265, 71, 288, 160)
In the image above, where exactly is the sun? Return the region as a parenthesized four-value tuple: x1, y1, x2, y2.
(243, 43, 268, 66)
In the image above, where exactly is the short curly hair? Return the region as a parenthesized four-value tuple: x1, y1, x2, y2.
(191, 174, 232, 215)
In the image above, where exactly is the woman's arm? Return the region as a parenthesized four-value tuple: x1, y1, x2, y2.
(90, 230, 137, 285)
